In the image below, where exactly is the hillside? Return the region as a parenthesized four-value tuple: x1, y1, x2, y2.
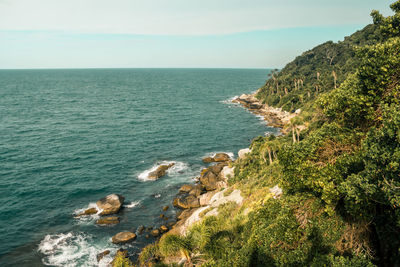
(116, 2, 400, 266)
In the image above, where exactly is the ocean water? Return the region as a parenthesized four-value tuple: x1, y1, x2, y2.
(0, 68, 277, 266)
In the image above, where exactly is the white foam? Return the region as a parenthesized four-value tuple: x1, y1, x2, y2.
(137, 161, 188, 181)
(219, 95, 239, 105)
(154, 193, 161, 198)
(38, 232, 114, 267)
(73, 203, 103, 223)
(124, 201, 140, 208)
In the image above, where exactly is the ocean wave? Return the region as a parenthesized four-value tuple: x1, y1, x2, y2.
(137, 161, 188, 181)
(38, 232, 114, 267)
(219, 96, 240, 105)
(124, 201, 140, 208)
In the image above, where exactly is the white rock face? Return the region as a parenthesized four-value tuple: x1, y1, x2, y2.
(269, 185, 283, 199)
(220, 166, 235, 180)
(238, 148, 252, 159)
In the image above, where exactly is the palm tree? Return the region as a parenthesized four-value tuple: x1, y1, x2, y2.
(159, 234, 193, 265)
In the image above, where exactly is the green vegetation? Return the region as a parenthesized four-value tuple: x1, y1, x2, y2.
(138, 2, 400, 266)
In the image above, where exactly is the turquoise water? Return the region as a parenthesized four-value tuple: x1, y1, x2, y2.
(0, 68, 276, 266)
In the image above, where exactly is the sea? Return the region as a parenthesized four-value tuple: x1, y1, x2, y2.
(0, 68, 278, 266)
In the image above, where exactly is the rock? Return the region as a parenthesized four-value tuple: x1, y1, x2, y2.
(111, 232, 137, 244)
(160, 225, 168, 233)
(145, 234, 150, 238)
(174, 195, 200, 209)
(200, 170, 218, 191)
(179, 184, 194, 193)
(208, 163, 227, 175)
(199, 191, 217, 206)
(76, 207, 98, 216)
(270, 185, 283, 199)
(146, 226, 153, 231)
(202, 156, 214, 163)
(150, 229, 160, 237)
(97, 250, 110, 262)
(137, 225, 145, 234)
(189, 187, 202, 197)
(96, 194, 125, 215)
(177, 209, 193, 220)
(148, 163, 175, 180)
(220, 166, 235, 181)
(213, 153, 231, 162)
(96, 216, 120, 225)
(160, 214, 165, 219)
(173, 198, 180, 208)
(238, 148, 252, 159)
(162, 205, 169, 211)
(163, 216, 169, 221)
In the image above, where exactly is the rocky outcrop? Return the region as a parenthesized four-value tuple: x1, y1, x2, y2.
(96, 216, 120, 225)
(233, 93, 297, 128)
(173, 195, 200, 209)
(111, 231, 137, 244)
(179, 184, 194, 193)
(199, 170, 218, 191)
(96, 194, 125, 215)
(148, 163, 175, 180)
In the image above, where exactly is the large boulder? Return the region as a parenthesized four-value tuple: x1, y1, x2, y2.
(96, 216, 120, 225)
(213, 153, 231, 162)
(174, 195, 200, 209)
(111, 232, 137, 244)
(148, 163, 175, 180)
(202, 156, 214, 163)
(200, 170, 218, 191)
(96, 194, 125, 215)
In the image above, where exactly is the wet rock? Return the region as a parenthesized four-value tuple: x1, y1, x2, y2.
(160, 214, 165, 219)
(163, 216, 169, 221)
(189, 186, 202, 197)
(96, 194, 125, 215)
(145, 234, 150, 238)
(137, 225, 145, 234)
(162, 205, 169, 211)
(213, 153, 231, 162)
(76, 207, 98, 216)
(96, 216, 120, 225)
(111, 231, 137, 244)
(160, 225, 168, 233)
(179, 184, 194, 193)
(202, 156, 214, 163)
(97, 250, 110, 262)
(148, 163, 175, 180)
(151, 229, 160, 237)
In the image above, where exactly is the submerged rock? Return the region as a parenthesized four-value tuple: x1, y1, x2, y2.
(96, 194, 125, 215)
(137, 225, 145, 234)
(96, 216, 120, 225)
(148, 163, 175, 180)
(162, 205, 169, 211)
(151, 229, 160, 237)
(111, 231, 137, 244)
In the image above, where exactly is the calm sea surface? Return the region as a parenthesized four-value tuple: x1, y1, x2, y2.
(0, 68, 277, 266)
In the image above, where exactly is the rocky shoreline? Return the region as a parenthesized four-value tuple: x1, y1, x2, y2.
(232, 92, 299, 129)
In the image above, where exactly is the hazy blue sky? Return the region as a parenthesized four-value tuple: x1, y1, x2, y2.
(0, 0, 393, 69)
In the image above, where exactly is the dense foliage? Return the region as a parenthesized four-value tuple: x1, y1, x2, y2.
(138, 2, 400, 266)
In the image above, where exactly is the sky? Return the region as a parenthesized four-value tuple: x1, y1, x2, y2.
(0, 0, 394, 69)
